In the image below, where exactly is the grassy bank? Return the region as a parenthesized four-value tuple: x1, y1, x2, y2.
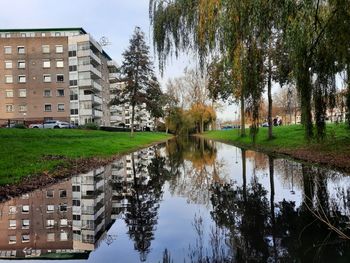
(203, 124, 350, 170)
(0, 129, 171, 184)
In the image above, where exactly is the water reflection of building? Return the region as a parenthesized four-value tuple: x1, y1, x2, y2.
(0, 180, 78, 259)
(0, 166, 119, 259)
(0, 146, 157, 260)
(71, 165, 115, 252)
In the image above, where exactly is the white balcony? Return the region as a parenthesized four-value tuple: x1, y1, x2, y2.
(78, 65, 102, 78)
(77, 50, 101, 65)
(80, 94, 102, 105)
(109, 73, 119, 83)
(94, 109, 103, 118)
(78, 79, 102, 91)
(79, 108, 93, 116)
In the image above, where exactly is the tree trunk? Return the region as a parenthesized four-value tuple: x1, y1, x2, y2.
(240, 94, 246, 137)
(346, 65, 350, 127)
(267, 55, 273, 139)
(269, 157, 277, 262)
(299, 59, 313, 140)
(131, 104, 135, 136)
(242, 149, 247, 203)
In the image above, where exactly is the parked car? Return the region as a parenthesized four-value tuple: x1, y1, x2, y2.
(29, 120, 70, 129)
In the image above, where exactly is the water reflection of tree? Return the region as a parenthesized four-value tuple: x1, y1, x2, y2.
(209, 155, 350, 262)
(124, 147, 171, 262)
(165, 137, 228, 205)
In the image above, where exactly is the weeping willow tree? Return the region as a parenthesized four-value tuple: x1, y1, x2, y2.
(150, 0, 276, 140)
(281, 0, 350, 140)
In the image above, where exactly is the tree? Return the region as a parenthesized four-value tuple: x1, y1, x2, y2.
(150, 0, 280, 141)
(110, 27, 160, 135)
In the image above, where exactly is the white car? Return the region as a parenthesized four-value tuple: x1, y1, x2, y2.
(29, 120, 70, 129)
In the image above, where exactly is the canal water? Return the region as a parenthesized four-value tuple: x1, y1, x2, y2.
(0, 137, 350, 262)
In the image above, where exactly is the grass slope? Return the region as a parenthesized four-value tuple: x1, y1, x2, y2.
(0, 129, 170, 184)
(204, 124, 350, 166)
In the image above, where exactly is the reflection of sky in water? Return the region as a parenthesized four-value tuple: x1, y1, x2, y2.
(216, 142, 304, 207)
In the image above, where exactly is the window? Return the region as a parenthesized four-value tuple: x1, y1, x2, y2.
(56, 45, 63, 53)
(69, 65, 77, 71)
(58, 104, 65, 112)
(22, 219, 30, 229)
(46, 189, 54, 197)
(72, 185, 80, 192)
(47, 205, 54, 213)
(73, 214, 81, 220)
(46, 219, 55, 228)
(9, 206, 16, 214)
(60, 232, 68, 241)
(22, 234, 30, 243)
(19, 89, 27, 98)
(9, 220, 16, 229)
(21, 194, 29, 199)
(59, 190, 67, 198)
(19, 105, 27, 112)
(69, 50, 76, 57)
(5, 75, 13, 83)
(60, 204, 67, 212)
(71, 109, 78, 115)
(18, 75, 26, 83)
(72, 199, 80, 206)
(5, 90, 13, 98)
(57, 89, 64, 97)
(44, 89, 52, 97)
(44, 104, 52, 112)
(70, 80, 78, 86)
(5, 60, 12, 69)
(43, 60, 51, 68)
(56, 74, 64, 82)
(55, 32, 61, 37)
(6, 104, 14, 112)
(17, 46, 25, 54)
(47, 233, 55, 242)
(18, 61, 25, 69)
(4, 46, 12, 54)
(22, 205, 29, 213)
(21, 33, 26, 37)
(60, 219, 68, 227)
(9, 236, 16, 244)
(41, 32, 46, 37)
(43, 74, 51, 82)
(56, 59, 64, 68)
(42, 45, 50, 53)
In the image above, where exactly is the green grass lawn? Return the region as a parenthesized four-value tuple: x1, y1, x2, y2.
(0, 129, 171, 184)
(204, 124, 350, 154)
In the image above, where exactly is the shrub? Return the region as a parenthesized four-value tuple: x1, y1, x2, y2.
(79, 123, 99, 130)
(13, 123, 27, 129)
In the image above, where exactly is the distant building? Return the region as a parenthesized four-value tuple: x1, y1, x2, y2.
(0, 28, 118, 126)
(110, 81, 155, 130)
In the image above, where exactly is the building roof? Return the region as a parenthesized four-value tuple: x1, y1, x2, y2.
(0, 27, 87, 33)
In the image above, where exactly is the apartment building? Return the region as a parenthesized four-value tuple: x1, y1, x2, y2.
(0, 180, 75, 259)
(0, 28, 117, 126)
(110, 81, 155, 130)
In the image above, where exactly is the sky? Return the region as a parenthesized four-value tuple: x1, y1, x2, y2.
(0, 0, 236, 120)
